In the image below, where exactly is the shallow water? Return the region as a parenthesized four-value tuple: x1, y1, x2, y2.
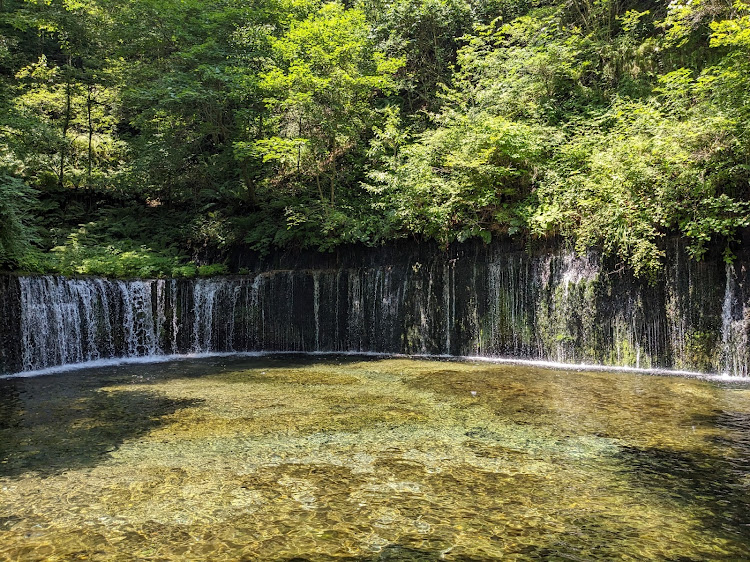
(1, 356, 750, 561)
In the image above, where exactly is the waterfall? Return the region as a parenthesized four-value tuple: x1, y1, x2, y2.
(313, 272, 320, 351)
(94, 278, 115, 359)
(443, 261, 453, 354)
(347, 272, 363, 352)
(3, 243, 749, 376)
(18, 277, 165, 371)
(120, 280, 160, 357)
(170, 279, 179, 354)
(192, 279, 215, 352)
(720, 264, 748, 377)
(156, 279, 167, 352)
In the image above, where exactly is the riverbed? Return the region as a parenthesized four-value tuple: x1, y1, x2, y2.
(1, 355, 749, 560)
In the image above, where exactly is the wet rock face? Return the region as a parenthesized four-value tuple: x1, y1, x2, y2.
(0, 240, 748, 376)
(0, 276, 22, 375)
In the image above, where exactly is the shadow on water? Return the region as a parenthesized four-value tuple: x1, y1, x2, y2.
(0, 375, 203, 478)
(614, 410, 750, 548)
(0, 354, 382, 478)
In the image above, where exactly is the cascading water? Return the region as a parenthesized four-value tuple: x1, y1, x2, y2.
(2, 243, 749, 376)
(720, 263, 749, 376)
(18, 277, 168, 371)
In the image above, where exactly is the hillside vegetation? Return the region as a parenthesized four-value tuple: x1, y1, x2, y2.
(1, 0, 748, 277)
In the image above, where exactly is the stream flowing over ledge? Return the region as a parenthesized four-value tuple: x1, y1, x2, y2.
(1, 240, 748, 377)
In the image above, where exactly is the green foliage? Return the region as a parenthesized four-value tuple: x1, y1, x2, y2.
(365, 107, 554, 244)
(0, 173, 38, 269)
(259, 2, 403, 203)
(0, 0, 749, 278)
(197, 263, 229, 276)
(47, 228, 194, 278)
(680, 195, 750, 261)
(364, 0, 473, 114)
(529, 101, 703, 276)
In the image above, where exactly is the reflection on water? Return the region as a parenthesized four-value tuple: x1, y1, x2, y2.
(1, 356, 750, 560)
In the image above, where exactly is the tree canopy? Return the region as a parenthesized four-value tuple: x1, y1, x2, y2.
(0, 0, 748, 277)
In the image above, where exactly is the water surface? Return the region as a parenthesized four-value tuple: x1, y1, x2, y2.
(1, 356, 749, 560)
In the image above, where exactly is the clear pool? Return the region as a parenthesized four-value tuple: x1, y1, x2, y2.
(1, 355, 749, 560)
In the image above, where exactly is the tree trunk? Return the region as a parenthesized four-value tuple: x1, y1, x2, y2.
(316, 173, 325, 203)
(87, 83, 93, 189)
(59, 65, 73, 189)
(240, 160, 257, 206)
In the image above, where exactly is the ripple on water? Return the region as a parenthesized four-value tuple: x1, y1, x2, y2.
(1, 355, 750, 560)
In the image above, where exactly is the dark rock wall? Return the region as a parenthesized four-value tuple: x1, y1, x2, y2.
(0, 276, 21, 375)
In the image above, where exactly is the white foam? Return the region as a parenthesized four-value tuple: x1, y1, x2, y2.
(1, 351, 746, 382)
(455, 355, 741, 381)
(0, 352, 257, 379)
